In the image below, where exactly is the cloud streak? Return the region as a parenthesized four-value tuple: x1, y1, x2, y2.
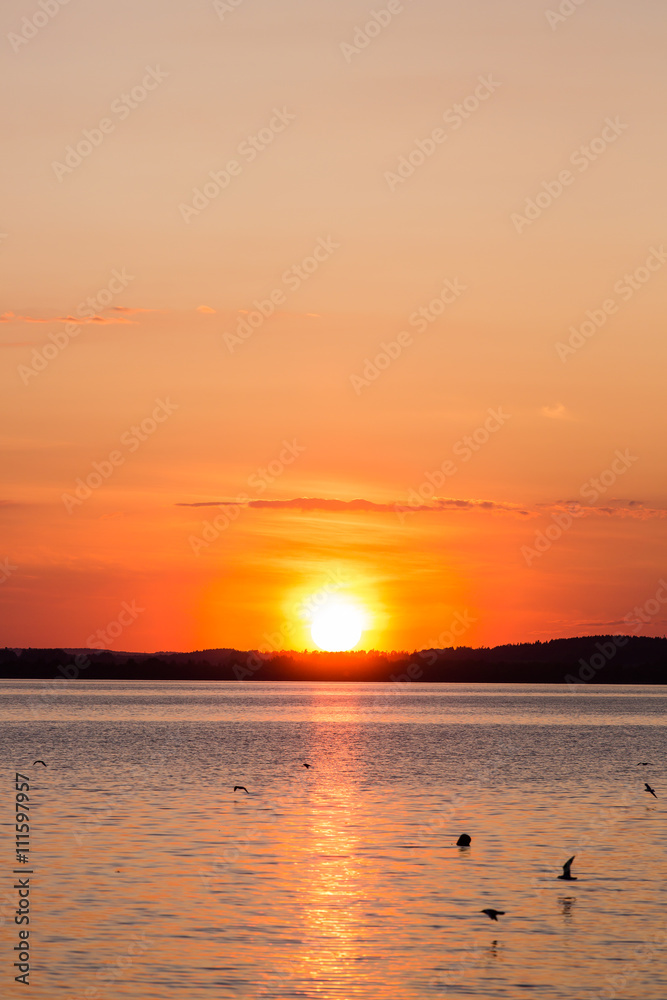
(547, 499, 666, 519)
(176, 495, 667, 519)
(111, 306, 161, 315)
(177, 496, 532, 515)
(0, 311, 134, 325)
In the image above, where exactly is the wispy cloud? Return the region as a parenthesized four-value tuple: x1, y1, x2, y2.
(111, 306, 161, 315)
(547, 498, 666, 519)
(2, 305, 207, 326)
(0, 311, 134, 325)
(177, 496, 533, 515)
(571, 618, 665, 628)
(541, 403, 574, 420)
(176, 495, 667, 519)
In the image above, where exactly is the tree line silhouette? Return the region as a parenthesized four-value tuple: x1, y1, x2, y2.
(1, 635, 665, 683)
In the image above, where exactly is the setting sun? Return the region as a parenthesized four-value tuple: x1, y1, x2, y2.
(310, 599, 366, 652)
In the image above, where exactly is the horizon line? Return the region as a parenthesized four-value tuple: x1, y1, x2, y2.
(7, 632, 666, 657)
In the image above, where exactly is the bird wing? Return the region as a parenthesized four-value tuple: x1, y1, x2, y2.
(562, 856, 575, 876)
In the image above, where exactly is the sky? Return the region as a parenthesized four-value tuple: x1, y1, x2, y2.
(1, 0, 666, 653)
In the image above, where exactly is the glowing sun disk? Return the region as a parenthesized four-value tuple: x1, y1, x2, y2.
(310, 601, 365, 652)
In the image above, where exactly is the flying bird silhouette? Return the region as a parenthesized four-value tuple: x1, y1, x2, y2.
(456, 834, 472, 846)
(481, 909, 505, 921)
(33, 760, 46, 766)
(644, 783, 658, 798)
(637, 762, 653, 766)
(303, 763, 312, 769)
(557, 856, 577, 881)
(233, 786, 249, 794)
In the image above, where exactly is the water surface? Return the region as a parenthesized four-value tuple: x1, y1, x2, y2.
(1, 681, 665, 998)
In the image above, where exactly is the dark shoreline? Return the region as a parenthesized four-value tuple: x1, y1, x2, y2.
(2, 635, 665, 684)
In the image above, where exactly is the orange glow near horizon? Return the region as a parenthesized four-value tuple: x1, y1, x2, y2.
(310, 599, 366, 652)
(1, 2, 666, 653)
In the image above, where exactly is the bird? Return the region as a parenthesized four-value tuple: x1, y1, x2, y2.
(456, 834, 472, 847)
(233, 786, 249, 794)
(644, 783, 658, 798)
(33, 760, 46, 767)
(637, 762, 653, 766)
(302, 763, 312, 769)
(557, 856, 577, 881)
(481, 909, 505, 921)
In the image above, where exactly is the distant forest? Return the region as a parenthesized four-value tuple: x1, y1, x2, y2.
(1, 635, 665, 684)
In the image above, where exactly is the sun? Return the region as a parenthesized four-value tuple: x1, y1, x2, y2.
(310, 599, 366, 652)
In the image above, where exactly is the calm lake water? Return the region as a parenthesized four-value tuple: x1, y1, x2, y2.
(1, 681, 666, 999)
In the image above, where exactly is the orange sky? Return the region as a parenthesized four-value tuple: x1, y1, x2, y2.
(1, 0, 666, 652)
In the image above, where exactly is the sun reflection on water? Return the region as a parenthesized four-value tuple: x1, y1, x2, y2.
(291, 700, 367, 995)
